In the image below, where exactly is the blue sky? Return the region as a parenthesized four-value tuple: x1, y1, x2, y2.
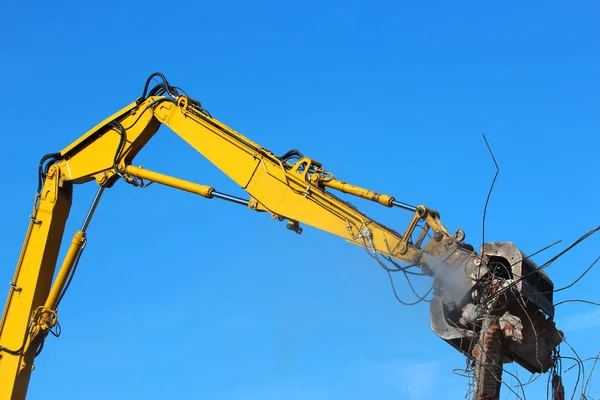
(1, 1, 599, 399)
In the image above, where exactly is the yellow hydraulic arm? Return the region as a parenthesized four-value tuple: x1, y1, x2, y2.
(0, 73, 484, 399)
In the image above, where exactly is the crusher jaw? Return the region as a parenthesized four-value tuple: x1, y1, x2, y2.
(427, 241, 562, 373)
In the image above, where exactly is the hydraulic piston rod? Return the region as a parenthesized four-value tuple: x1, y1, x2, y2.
(125, 165, 249, 206)
(320, 178, 416, 211)
(211, 191, 249, 206)
(392, 200, 417, 212)
(44, 186, 104, 311)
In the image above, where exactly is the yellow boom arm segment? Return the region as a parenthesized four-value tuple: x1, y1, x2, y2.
(56, 92, 457, 263)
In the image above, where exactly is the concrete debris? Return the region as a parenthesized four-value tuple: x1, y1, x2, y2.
(499, 312, 523, 343)
(460, 303, 482, 327)
(491, 278, 513, 294)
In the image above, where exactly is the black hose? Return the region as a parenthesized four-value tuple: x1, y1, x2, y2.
(139, 72, 173, 102)
(37, 152, 62, 193)
(278, 149, 304, 162)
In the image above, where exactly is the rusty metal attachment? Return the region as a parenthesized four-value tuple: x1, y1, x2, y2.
(428, 241, 563, 383)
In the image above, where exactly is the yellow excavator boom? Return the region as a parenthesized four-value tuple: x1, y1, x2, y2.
(0, 73, 560, 399)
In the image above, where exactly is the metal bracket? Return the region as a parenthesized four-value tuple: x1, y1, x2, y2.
(10, 282, 22, 293)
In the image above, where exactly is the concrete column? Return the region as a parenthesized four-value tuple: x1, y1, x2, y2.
(472, 315, 503, 400)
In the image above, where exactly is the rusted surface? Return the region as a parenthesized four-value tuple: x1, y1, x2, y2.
(481, 244, 563, 373)
(481, 242, 554, 316)
(473, 315, 503, 400)
(428, 241, 562, 374)
(552, 374, 564, 400)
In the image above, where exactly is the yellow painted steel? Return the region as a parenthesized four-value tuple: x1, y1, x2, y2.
(124, 165, 214, 198)
(318, 178, 395, 207)
(0, 79, 473, 400)
(0, 168, 72, 400)
(43, 230, 85, 312)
